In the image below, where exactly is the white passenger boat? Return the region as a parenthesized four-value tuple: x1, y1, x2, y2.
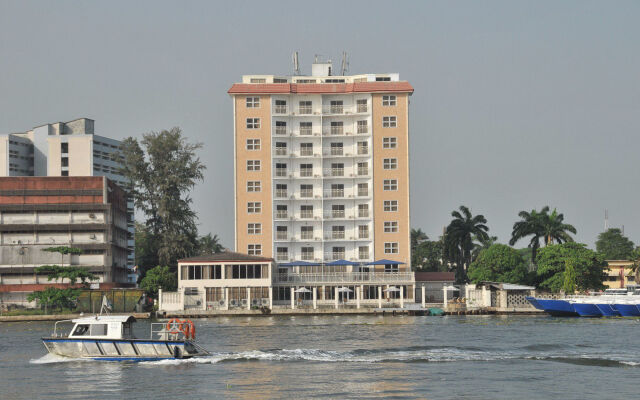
(42, 315, 210, 361)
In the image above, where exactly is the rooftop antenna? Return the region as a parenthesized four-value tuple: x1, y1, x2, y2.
(293, 51, 300, 75)
(340, 51, 349, 75)
(604, 209, 609, 231)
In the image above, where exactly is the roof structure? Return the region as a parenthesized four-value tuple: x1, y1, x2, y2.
(414, 272, 455, 282)
(71, 315, 136, 324)
(228, 81, 414, 95)
(178, 251, 274, 263)
(367, 259, 406, 265)
(477, 281, 535, 290)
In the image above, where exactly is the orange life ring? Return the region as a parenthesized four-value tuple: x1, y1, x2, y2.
(166, 318, 182, 335)
(182, 319, 195, 340)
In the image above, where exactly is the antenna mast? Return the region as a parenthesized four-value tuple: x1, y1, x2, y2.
(293, 51, 300, 75)
(604, 209, 609, 231)
(340, 51, 349, 75)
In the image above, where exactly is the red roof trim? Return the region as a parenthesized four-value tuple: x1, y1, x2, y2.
(228, 82, 414, 95)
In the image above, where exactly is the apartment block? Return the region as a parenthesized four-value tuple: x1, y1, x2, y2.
(0, 177, 132, 306)
(229, 60, 413, 269)
(0, 118, 136, 283)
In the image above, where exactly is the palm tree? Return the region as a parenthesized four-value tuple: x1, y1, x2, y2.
(510, 206, 576, 264)
(444, 206, 490, 282)
(471, 235, 498, 261)
(197, 233, 224, 255)
(411, 228, 429, 250)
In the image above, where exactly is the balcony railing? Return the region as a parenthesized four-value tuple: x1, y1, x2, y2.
(301, 253, 315, 261)
(357, 168, 369, 176)
(299, 128, 312, 136)
(301, 233, 314, 240)
(357, 103, 368, 113)
(275, 168, 287, 177)
(275, 127, 287, 135)
(274, 272, 414, 284)
(357, 146, 368, 155)
(357, 189, 369, 197)
(324, 189, 345, 198)
(331, 148, 343, 156)
(300, 149, 313, 156)
(326, 210, 345, 219)
(298, 106, 313, 115)
(276, 190, 288, 198)
(275, 148, 287, 156)
(300, 190, 313, 198)
(358, 210, 369, 218)
(300, 212, 314, 219)
(324, 168, 344, 177)
(276, 253, 289, 261)
(276, 233, 288, 240)
(300, 169, 313, 177)
(276, 211, 288, 219)
(330, 127, 344, 135)
(331, 232, 345, 240)
(357, 125, 368, 134)
(274, 105, 288, 114)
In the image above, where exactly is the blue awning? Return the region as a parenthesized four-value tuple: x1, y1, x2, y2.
(325, 259, 361, 266)
(366, 259, 406, 265)
(278, 260, 322, 266)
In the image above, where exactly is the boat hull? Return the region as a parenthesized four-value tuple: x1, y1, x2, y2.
(612, 304, 640, 317)
(595, 304, 620, 316)
(42, 338, 206, 361)
(571, 303, 602, 317)
(531, 298, 578, 317)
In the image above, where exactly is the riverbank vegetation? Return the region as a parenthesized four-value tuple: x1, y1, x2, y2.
(412, 205, 638, 292)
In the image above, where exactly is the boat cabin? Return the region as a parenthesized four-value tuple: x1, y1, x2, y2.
(67, 315, 136, 340)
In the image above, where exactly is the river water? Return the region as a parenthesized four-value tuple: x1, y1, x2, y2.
(1, 315, 639, 399)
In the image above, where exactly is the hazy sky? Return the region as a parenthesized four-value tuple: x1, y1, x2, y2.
(1, 1, 639, 249)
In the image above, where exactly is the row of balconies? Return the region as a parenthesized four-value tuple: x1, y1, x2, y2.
(274, 189, 370, 199)
(273, 272, 414, 284)
(274, 210, 370, 220)
(273, 146, 369, 157)
(274, 234, 371, 242)
(275, 251, 372, 262)
(274, 168, 370, 178)
(273, 127, 370, 136)
(273, 104, 369, 116)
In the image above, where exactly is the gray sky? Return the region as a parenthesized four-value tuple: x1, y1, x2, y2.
(1, 1, 639, 249)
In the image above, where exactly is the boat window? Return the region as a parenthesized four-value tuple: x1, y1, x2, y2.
(72, 324, 90, 336)
(122, 322, 132, 338)
(89, 324, 108, 336)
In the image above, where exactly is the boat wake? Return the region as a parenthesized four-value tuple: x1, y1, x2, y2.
(138, 345, 640, 368)
(30, 353, 87, 364)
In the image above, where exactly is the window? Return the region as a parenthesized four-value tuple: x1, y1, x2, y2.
(300, 184, 313, 198)
(301, 226, 313, 240)
(275, 142, 287, 156)
(384, 242, 399, 254)
(332, 225, 345, 239)
(357, 141, 368, 155)
(330, 142, 343, 155)
(276, 226, 288, 240)
(61, 171, 69, 176)
(357, 162, 368, 176)
(248, 244, 262, 255)
(296, 79, 316, 83)
(331, 204, 345, 218)
(230, 264, 263, 279)
(382, 116, 397, 128)
(385, 264, 399, 273)
(330, 121, 343, 135)
(331, 163, 344, 176)
(250, 78, 266, 83)
(383, 137, 397, 149)
(247, 202, 261, 213)
(247, 160, 261, 171)
(382, 95, 397, 106)
(332, 246, 345, 259)
(330, 100, 343, 113)
(376, 76, 391, 81)
(301, 247, 314, 260)
(359, 246, 369, 259)
(248, 223, 262, 234)
(246, 118, 260, 129)
(276, 205, 288, 218)
(299, 101, 312, 114)
(384, 221, 399, 233)
(384, 200, 398, 212)
(299, 122, 312, 135)
(300, 163, 313, 177)
(247, 181, 261, 192)
(300, 205, 314, 218)
(357, 120, 368, 134)
(358, 204, 369, 218)
(300, 142, 313, 156)
(357, 183, 368, 197)
(356, 99, 368, 113)
(383, 179, 398, 191)
(246, 97, 260, 108)
(383, 158, 397, 170)
(275, 121, 287, 135)
(61, 142, 69, 153)
(358, 225, 369, 239)
(276, 183, 288, 197)
(274, 100, 287, 114)
(275, 162, 287, 177)
(273, 78, 288, 83)
(89, 324, 108, 336)
(330, 183, 344, 198)
(276, 247, 288, 261)
(246, 139, 261, 150)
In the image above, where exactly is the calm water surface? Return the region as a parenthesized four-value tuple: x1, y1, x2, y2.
(1, 315, 639, 399)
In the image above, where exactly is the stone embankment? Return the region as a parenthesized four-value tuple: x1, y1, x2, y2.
(0, 312, 151, 322)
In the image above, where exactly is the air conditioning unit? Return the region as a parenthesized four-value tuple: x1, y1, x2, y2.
(89, 234, 97, 239)
(314, 175, 320, 178)
(241, 299, 248, 306)
(262, 299, 269, 306)
(314, 237, 321, 241)
(219, 300, 225, 306)
(230, 300, 238, 306)
(345, 153, 352, 156)
(348, 195, 354, 198)
(350, 237, 355, 240)
(314, 154, 320, 157)
(252, 299, 260, 306)
(89, 213, 96, 219)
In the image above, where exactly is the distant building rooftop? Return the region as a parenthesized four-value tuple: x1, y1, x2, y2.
(178, 251, 274, 263)
(415, 272, 455, 282)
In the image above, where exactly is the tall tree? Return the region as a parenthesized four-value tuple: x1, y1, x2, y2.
(197, 233, 225, 255)
(119, 128, 206, 273)
(467, 244, 529, 284)
(509, 206, 576, 264)
(413, 238, 445, 272)
(444, 206, 490, 283)
(536, 242, 607, 293)
(595, 228, 635, 260)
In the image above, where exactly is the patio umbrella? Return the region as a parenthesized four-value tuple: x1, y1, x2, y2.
(336, 286, 353, 302)
(384, 286, 400, 292)
(294, 287, 311, 293)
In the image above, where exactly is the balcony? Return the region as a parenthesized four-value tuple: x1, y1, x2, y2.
(357, 103, 368, 113)
(324, 168, 344, 177)
(276, 253, 289, 261)
(300, 211, 314, 219)
(298, 106, 313, 115)
(300, 253, 315, 261)
(357, 126, 369, 134)
(357, 146, 368, 155)
(300, 189, 314, 198)
(330, 148, 343, 156)
(300, 169, 313, 177)
(276, 232, 288, 240)
(330, 126, 343, 136)
(275, 126, 288, 135)
(276, 211, 288, 219)
(299, 127, 313, 136)
(275, 148, 287, 156)
(301, 233, 314, 240)
(325, 210, 345, 219)
(275, 190, 288, 198)
(275, 168, 287, 177)
(324, 189, 345, 198)
(300, 149, 313, 156)
(358, 210, 370, 218)
(274, 272, 414, 284)
(357, 167, 369, 176)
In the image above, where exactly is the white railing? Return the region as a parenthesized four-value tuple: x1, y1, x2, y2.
(275, 272, 414, 284)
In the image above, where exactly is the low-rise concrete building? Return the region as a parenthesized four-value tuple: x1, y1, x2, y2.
(0, 176, 133, 306)
(414, 271, 455, 303)
(604, 260, 636, 289)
